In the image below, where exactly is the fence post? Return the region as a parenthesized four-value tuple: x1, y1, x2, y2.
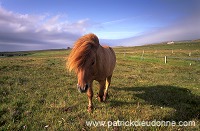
(141, 50, 144, 60)
(164, 56, 167, 64)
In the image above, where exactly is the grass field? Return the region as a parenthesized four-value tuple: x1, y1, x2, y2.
(0, 41, 200, 130)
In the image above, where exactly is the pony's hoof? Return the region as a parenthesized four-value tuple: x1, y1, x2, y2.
(98, 96, 103, 102)
(103, 94, 109, 102)
(96, 93, 103, 102)
(103, 96, 107, 102)
(87, 106, 93, 113)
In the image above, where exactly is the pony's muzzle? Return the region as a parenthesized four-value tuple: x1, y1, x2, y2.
(77, 84, 89, 93)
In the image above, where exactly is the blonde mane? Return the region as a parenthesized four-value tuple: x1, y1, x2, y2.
(67, 33, 100, 72)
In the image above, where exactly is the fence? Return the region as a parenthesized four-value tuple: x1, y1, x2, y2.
(116, 50, 200, 64)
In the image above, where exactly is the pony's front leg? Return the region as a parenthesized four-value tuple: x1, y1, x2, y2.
(87, 85, 93, 113)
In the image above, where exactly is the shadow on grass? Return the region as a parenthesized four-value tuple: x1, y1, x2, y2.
(112, 85, 200, 121)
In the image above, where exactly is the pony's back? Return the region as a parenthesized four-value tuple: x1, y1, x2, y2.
(95, 45, 116, 78)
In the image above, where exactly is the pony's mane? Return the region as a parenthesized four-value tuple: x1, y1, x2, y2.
(67, 33, 100, 72)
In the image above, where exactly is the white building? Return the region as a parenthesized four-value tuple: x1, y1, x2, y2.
(167, 41, 174, 44)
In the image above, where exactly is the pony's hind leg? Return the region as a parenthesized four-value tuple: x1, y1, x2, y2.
(103, 75, 112, 101)
(97, 80, 105, 102)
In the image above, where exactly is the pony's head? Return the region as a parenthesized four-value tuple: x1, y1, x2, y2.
(67, 34, 99, 93)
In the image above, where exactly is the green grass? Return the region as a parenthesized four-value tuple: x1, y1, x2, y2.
(0, 42, 200, 130)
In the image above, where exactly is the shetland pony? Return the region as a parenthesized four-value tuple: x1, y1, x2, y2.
(67, 33, 116, 112)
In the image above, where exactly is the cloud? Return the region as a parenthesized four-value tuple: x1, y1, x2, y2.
(0, 6, 90, 51)
(101, 18, 129, 25)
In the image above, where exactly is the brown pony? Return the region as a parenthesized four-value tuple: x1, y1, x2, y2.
(67, 33, 116, 112)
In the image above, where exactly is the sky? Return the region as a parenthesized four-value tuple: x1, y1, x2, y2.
(0, 0, 200, 51)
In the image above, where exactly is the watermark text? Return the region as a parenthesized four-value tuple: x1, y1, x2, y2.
(85, 120, 196, 127)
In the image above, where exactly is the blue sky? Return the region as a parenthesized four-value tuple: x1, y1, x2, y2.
(0, 0, 200, 51)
